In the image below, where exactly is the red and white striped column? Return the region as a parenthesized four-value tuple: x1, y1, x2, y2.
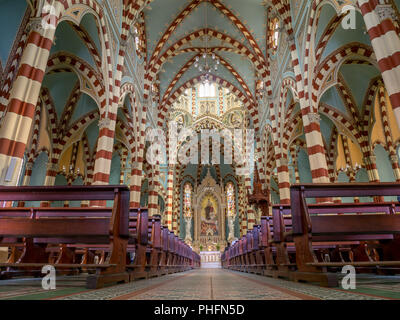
(358, 0, 400, 130)
(245, 176, 256, 230)
(165, 165, 174, 230)
(378, 86, 400, 181)
(238, 178, 248, 236)
(289, 146, 300, 184)
(119, 149, 129, 185)
(172, 178, 181, 234)
(341, 136, 356, 182)
(364, 152, 380, 182)
(286, 13, 331, 184)
(276, 157, 291, 204)
(148, 164, 160, 217)
(129, 102, 147, 208)
(92, 118, 116, 186)
(0, 11, 59, 186)
(130, 159, 144, 208)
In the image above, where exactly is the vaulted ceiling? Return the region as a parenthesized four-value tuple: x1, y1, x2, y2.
(142, 0, 268, 107)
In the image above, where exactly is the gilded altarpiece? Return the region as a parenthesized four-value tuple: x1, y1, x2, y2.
(193, 170, 227, 252)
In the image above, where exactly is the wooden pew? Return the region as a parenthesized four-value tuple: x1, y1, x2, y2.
(126, 208, 149, 280)
(0, 185, 130, 289)
(248, 225, 271, 275)
(223, 217, 277, 276)
(146, 215, 163, 278)
(167, 233, 178, 273)
(290, 183, 400, 286)
(52, 208, 148, 279)
(270, 205, 301, 279)
(158, 226, 170, 275)
(193, 251, 200, 268)
(272, 203, 400, 283)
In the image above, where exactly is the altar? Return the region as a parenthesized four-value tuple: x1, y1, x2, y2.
(200, 251, 221, 269)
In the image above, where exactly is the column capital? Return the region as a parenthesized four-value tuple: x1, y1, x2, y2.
(25, 161, 34, 171)
(119, 38, 128, 48)
(140, 97, 150, 106)
(27, 17, 45, 33)
(306, 112, 321, 123)
(367, 155, 377, 164)
(287, 33, 295, 43)
(46, 162, 58, 172)
(390, 154, 399, 164)
(279, 157, 289, 166)
(98, 118, 112, 130)
(376, 4, 398, 23)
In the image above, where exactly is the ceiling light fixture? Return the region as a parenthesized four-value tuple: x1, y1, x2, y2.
(194, 0, 219, 84)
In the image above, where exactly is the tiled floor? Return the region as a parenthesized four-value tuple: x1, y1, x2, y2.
(1, 269, 399, 300)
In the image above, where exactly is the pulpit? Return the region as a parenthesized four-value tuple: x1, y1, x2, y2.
(248, 167, 270, 217)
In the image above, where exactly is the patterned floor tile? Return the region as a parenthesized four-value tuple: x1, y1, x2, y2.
(231, 271, 392, 300)
(1, 269, 399, 300)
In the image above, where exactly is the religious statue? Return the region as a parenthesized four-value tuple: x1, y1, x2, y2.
(185, 216, 192, 243)
(205, 199, 215, 220)
(228, 216, 235, 242)
(201, 196, 218, 236)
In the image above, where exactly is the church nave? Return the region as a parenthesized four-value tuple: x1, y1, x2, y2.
(2, 0, 400, 306)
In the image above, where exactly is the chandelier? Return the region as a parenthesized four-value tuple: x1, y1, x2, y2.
(195, 1, 219, 84)
(195, 52, 220, 84)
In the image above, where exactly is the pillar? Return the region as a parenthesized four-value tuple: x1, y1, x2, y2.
(148, 167, 159, 217)
(276, 157, 291, 204)
(165, 166, 174, 230)
(364, 154, 380, 182)
(245, 176, 255, 230)
(41, 162, 59, 207)
(378, 85, 400, 181)
(130, 160, 144, 208)
(302, 112, 330, 183)
(92, 118, 116, 186)
(390, 154, 400, 181)
(292, 162, 300, 183)
(287, 33, 331, 183)
(129, 100, 148, 208)
(358, 0, 400, 129)
(0, 15, 58, 186)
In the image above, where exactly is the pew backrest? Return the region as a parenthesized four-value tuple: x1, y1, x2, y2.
(0, 185, 130, 240)
(290, 183, 400, 236)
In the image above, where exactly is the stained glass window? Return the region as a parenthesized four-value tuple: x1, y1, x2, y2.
(269, 17, 280, 53)
(226, 182, 236, 217)
(199, 83, 216, 97)
(184, 183, 192, 217)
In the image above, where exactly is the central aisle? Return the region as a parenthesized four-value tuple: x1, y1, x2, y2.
(1, 269, 398, 300)
(55, 269, 392, 300)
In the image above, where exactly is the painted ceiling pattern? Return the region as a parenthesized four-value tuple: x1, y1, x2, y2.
(143, 0, 268, 108)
